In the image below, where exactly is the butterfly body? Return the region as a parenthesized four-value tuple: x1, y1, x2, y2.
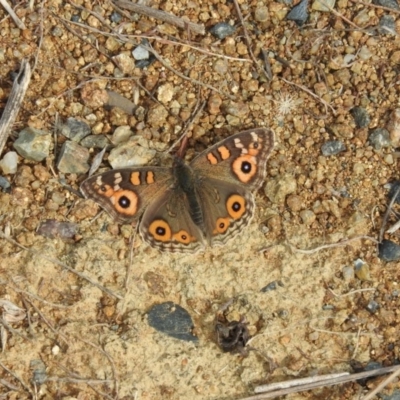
(81, 128, 274, 253)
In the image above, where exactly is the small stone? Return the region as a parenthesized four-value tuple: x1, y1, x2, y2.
(260, 280, 283, 292)
(52, 345, 60, 356)
(355, 260, 371, 281)
(147, 301, 198, 342)
(135, 55, 156, 69)
(0, 176, 11, 192)
(207, 94, 222, 115)
(57, 141, 90, 174)
(147, 105, 169, 127)
(37, 220, 78, 239)
(386, 109, 400, 147)
(351, 106, 370, 128)
(60, 117, 91, 142)
(369, 128, 391, 150)
(255, 6, 269, 22)
(112, 52, 135, 75)
(157, 82, 174, 104)
(0, 151, 18, 174)
(80, 135, 110, 149)
(108, 137, 156, 168)
(132, 45, 149, 61)
(321, 140, 346, 156)
(353, 9, 370, 26)
(342, 266, 355, 282)
(378, 239, 400, 262)
(110, 11, 122, 23)
(378, 15, 396, 35)
(312, 0, 335, 11)
(264, 174, 297, 205)
(373, 0, 399, 9)
(299, 209, 316, 225)
(13, 127, 51, 162)
(286, 194, 303, 211)
(366, 301, 379, 314)
(112, 126, 133, 144)
(387, 181, 400, 204)
(209, 22, 236, 39)
(286, 0, 309, 26)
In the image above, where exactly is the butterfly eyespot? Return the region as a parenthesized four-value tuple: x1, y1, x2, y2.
(226, 195, 246, 219)
(253, 142, 259, 149)
(232, 155, 257, 183)
(119, 196, 130, 208)
(113, 190, 138, 216)
(149, 220, 172, 242)
(241, 161, 252, 173)
(214, 217, 230, 234)
(173, 230, 193, 244)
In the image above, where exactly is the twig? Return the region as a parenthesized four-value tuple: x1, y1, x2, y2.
(379, 184, 400, 242)
(114, 0, 205, 35)
(242, 365, 400, 400)
(288, 235, 379, 255)
(0, 232, 123, 300)
(0, 0, 26, 29)
(0, 59, 31, 156)
(281, 77, 337, 116)
(362, 366, 400, 400)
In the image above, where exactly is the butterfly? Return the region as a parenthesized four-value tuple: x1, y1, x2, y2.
(80, 128, 275, 253)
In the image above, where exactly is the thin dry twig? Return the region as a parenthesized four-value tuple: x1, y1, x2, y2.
(114, 0, 205, 35)
(379, 184, 400, 242)
(241, 364, 400, 400)
(362, 365, 400, 400)
(288, 235, 379, 255)
(0, 59, 31, 156)
(0, 231, 123, 300)
(0, 0, 26, 29)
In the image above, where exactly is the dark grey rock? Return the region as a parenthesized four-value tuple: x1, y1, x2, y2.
(209, 22, 236, 39)
(147, 302, 198, 342)
(378, 15, 396, 34)
(60, 118, 91, 142)
(366, 300, 379, 313)
(13, 127, 51, 162)
(373, 0, 399, 9)
(369, 128, 391, 150)
(378, 239, 400, 261)
(135, 55, 156, 69)
(57, 141, 90, 174)
(286, 0, 309, 26)
(321, 140, 346, 156)
(351, 106, 370, 128)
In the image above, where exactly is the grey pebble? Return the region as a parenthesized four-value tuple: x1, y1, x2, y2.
(135, 55, 156, 69)
(57, 141, 90, 174)
(0, 176, 11, 192)
(147, 301, 198, 342)
(369, 128, 391, 150)
(60, 117, 91, 142)
(132, 45, 149, 61)
(110, 11, 122, 23)
(373, 0, 399, 9)
(378, 239, 400, 261)
(321, 140, 346, 156)
(80, 135, 110, 149)
(260, 280, 283, 292)
(378, 15, 397, 35)
(13, 127, 51, 162)
(351, 106, 370, 128)
(366, 300, 379, 314)
(209, 22, 236, 39)
(286, 0, 309, 26)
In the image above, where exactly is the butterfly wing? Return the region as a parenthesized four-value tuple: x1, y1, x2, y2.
(80, 167, 173, 224)
(190, 128, 274, 246)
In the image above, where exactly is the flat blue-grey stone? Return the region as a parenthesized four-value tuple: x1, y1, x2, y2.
(147, 302, 198, 342)
(13, 127, 51, 162)
(378, 239, 400, 261)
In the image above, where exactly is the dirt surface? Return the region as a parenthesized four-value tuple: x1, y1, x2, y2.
(1, 0, 400, 399)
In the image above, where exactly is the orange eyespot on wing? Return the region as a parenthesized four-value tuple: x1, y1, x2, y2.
(232, 155, 257, 183)
(213, 217, 230, 235)
(98, 184, 115, 198)
(172, 230, 195, 244)
(226, 194, 246, 220)
(148, 219, 172, 242)
(112, 190, 139, 216)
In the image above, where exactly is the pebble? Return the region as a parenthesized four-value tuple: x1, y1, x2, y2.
(108, 137, 156, 168)
(286, 194, 303, 211)
(264, 174, 297, 205)
(378, 15, 396, 35)
(80, 135, 110, 149)
(13, 127, 51, 162)
(342, 265, 355, 281)
(147, 105, 169, 128)
(132, 44, 149, 61)
(255, 6, 269, 22)
(355, 262, 371, 281)
(157, 82, 174, 104)
(207, 94, 222, 115)
(147, 301, 198, 342)
(286, 0, 309, 26)
(350, 106, 370, 128)
(386, 109, 400, 147)
(209, 22, 236, 39)
(37, 220, 78, 239)
(387, 181, 400, 204)
(366, 300, 379, 314)
(110, 11, 122, 23)
(373, 0, 399, 9)
(135, 55, 156, 69)
(0, 151, 18, 174)
(0, 176, 11, 192)
(378, 239, 400, 262)
(112, 125, 133, 144)
(57, 141, 90, 174)
(60, 117, 91, 142)
(369, 128, 391, 150)
(299, 209, 316, 225)
(112, 52, 135, 75)
(312, 0, 335, 11)
(260, 280, 283, 292)
(321, 140, 346, 156)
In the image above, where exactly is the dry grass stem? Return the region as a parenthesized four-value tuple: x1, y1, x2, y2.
(288, 235, 379, 254)
(0, 59, 31, 156)
(0, 232, 123, 300)
(362, 365, 400, 400)
(379, 184, 400, 242)
(0, 0, 26, 29)
(114, 0, 205, 35)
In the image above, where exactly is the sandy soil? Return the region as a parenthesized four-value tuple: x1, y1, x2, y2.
(1, 0, 400, 399)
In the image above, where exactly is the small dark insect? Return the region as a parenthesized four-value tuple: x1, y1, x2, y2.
(216, 316, 250, 355)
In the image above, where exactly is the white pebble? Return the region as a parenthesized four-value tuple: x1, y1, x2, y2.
(0, 151, 18, 174)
